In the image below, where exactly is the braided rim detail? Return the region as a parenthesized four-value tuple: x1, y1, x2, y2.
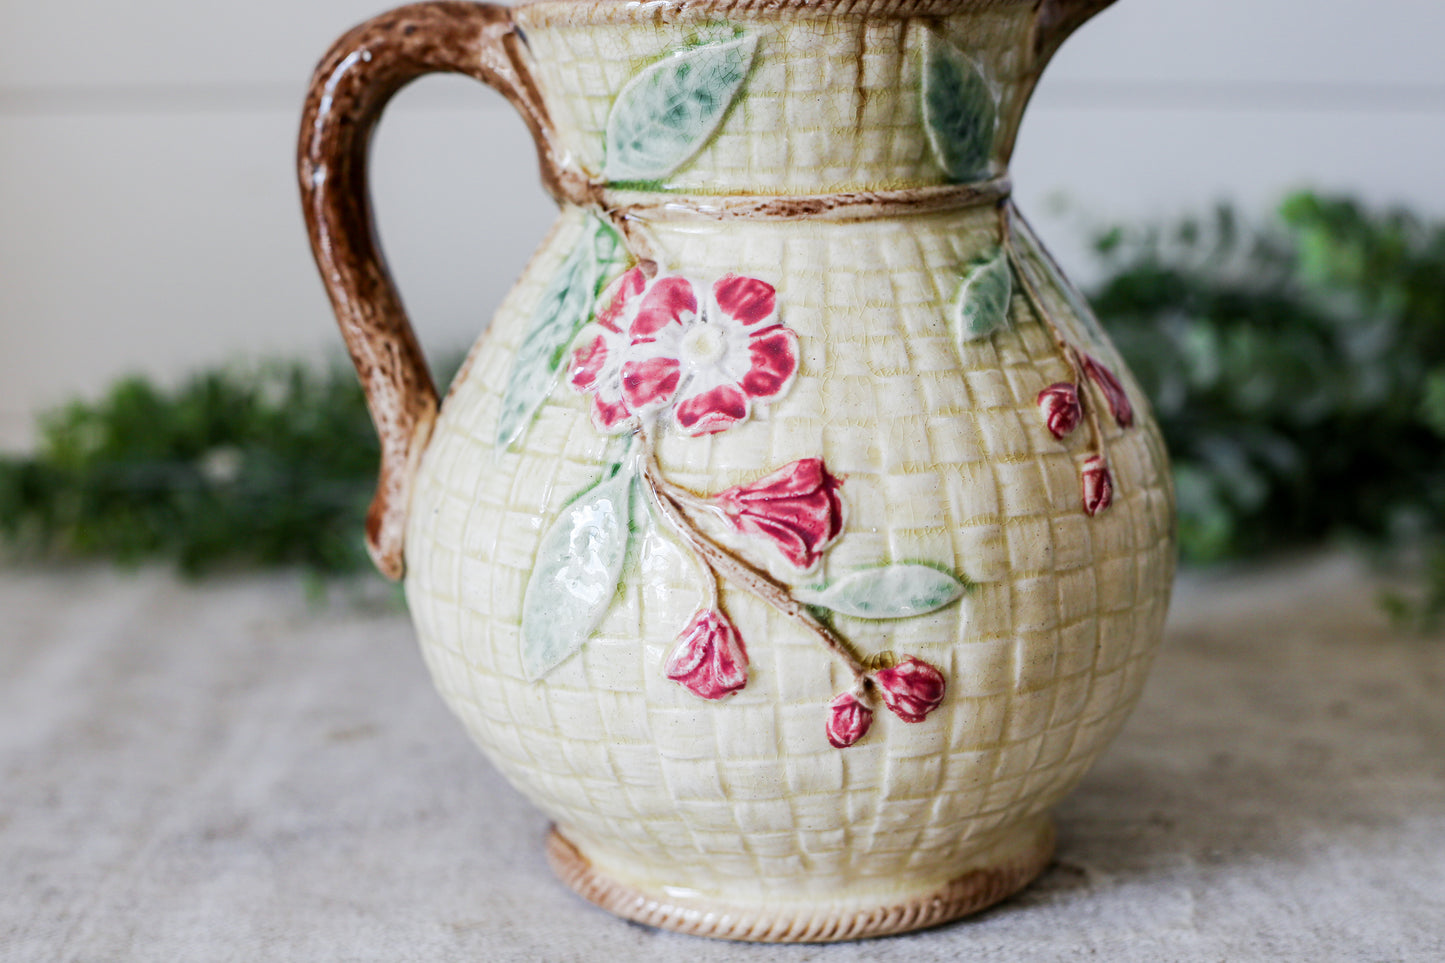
(514, 0, 1037, 27)
(544, 817, 1055, 943)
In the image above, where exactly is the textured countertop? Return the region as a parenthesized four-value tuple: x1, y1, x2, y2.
(3, 556, 1443, 961)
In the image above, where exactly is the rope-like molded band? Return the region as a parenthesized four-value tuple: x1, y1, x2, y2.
(544, 817, 1055, 943)
(605, 176, 1012, 224)
(514, 0, 1034, 27)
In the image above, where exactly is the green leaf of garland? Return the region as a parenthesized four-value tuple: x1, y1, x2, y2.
(520, 465, 635, 680)
(954, 247, 1013, 342)
(795, 565, 968, 620)
(604, 35, 758, 183)
(922, 34, 999, 183)
(494, 218, 625, 454)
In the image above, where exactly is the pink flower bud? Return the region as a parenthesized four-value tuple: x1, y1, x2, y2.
(664, 609, 749, 700)
(1081, 454, 1114, 516)
(1082, 354, 1134, 428)
(1037, 382, 1082, 439)
(825, 692, 874, 748)
(712, 458, 844, 571)
(873, 657, 947, 723)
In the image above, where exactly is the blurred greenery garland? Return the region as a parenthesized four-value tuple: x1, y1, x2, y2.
(1093, 193, 1445, 629)
(1, 193, 1442, 628)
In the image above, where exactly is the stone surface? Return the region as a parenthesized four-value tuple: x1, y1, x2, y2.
(2, 555, 1442, 961)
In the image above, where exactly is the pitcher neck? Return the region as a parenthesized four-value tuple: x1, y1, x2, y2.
(513, 1, 1093, 197)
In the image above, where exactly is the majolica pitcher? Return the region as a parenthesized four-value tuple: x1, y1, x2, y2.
(300, 0, 1173, 942)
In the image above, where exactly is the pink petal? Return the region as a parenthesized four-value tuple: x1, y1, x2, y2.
(731, 514, 818, 569)
(595, 267, 647, 332)
(739, 325, 799, 400)
(1082, 354, 1134, 428)
(568, 335, 609, 393)
(591, 394, 634, 433)
(825, 692, 873, 748)
(664, 627, 708, 678)
(664, 610, 749, 701)
(723, 458, 828, 502)
(621, 356, 681, 411)
(629, 276, 697, 341)
(674, 383, 750, 435)
(873, 657, 946, 723)
(1081, 454, 1114, 516)
(1037, 382, 1082, 439)
(712, 274, 776, 326)
(712, 459, 845, 570)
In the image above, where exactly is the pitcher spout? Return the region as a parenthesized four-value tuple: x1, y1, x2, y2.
(1034, 0, 1119, 62)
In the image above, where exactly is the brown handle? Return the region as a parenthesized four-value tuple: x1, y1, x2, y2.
(298, 2, 566, 580)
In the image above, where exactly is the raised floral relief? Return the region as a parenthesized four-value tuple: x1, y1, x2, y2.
(1081, 353, 1134, 428)
(711, 458, 843, 572)
(1080, 454, 1114, 518)
(621, 274, 798, 435)
(567, 267, 648, 433)
(917, 36, 1140, 517)
(874, 657, 947, 723)
(664, 608, 749, 701)
(825, 692, 873, 749)
(949, 203, 1142, 517)
(1037, 382, 1082, 440)
(512, 28, 1139, 749)
(518, 267, 961, 748)
(569, 269, 799, 437)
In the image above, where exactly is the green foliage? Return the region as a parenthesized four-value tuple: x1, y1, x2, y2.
(0, 363, 383, 575)
(1088, 194, 1445, 629)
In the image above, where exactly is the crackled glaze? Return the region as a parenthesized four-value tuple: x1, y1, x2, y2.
(300, 0, 1172, 942)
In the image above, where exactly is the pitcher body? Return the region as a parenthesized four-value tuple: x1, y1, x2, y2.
(300, 0, 1173, 941)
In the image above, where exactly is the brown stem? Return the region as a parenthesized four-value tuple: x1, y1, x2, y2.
(651, 475, 720, 515)
(1000, 204, 1107, 453)
(606, 210, 660, 268)
(638, 433, 867, 680)
(1073, 349, 1109, 456)
(1000, 205, 1077, 376)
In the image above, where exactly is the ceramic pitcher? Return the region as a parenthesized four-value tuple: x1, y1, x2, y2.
(299, 0, 1173, 942)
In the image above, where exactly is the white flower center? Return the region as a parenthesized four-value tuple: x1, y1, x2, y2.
(679, 324, 727, 368)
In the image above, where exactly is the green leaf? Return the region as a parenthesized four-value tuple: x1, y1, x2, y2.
(495, 218, 626, 453)
(795, 565, 968, 620)
(922, 33, 999, 183)
(604, 35, 758, 182)
(954, 248, 1013, 341)
(520, 465, 635, 680)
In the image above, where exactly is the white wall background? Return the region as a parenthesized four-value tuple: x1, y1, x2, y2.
(2, 0, 1442, 450)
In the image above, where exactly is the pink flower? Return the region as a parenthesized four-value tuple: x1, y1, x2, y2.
(1081, 454, 1114, 516)
(873, 657, 946, 723)
(664, 608, 749, 700)
(712, 458, 844, 571)
(1082, 354, 1133, 428)
(825, 692, 873, 748)
(621, 274, 799, 435)
(1037, 382, 1082, 439)
(568, 267, 649, 433)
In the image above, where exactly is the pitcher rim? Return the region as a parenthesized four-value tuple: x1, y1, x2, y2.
(511, 0, 1065, 22)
